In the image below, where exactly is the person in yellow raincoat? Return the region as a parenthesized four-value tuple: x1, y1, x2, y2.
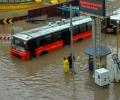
(63, 57, 69, 73)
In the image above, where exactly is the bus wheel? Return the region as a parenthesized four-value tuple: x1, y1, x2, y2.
(40, 51, 48, 56)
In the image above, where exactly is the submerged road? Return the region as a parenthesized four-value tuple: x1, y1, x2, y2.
(0, 17, 120, 100)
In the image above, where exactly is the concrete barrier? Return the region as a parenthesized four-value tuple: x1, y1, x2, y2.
(0, 34, 11, 40)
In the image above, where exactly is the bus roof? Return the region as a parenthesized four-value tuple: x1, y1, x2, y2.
(13, 16, 92, 41)
(111, 8, 120, 21)
(110, 13, 120, 21)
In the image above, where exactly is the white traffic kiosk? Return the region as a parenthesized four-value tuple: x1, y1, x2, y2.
(95, 68, 110, 86)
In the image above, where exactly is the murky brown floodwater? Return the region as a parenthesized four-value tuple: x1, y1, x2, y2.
(0, 17, 120, 100)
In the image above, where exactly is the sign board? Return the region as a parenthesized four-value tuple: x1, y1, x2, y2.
(0, 18, 14, 24)
(79, 0, 105, 16)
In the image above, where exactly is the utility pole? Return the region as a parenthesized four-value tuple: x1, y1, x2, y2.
(92, 16, 97, 74)
(70, 4, 75, 72)
(116, 20, 119, 57)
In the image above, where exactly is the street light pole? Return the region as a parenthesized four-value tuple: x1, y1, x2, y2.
(92, 17, 97, 74)
(116, 20, 119, 57)
(70, 4, 74, 71)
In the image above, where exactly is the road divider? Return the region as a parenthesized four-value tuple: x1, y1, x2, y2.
(0, 34, 11, 40)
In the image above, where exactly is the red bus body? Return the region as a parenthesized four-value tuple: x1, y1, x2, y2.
(11, 49, 30, 61)
(72, 31, 91, 42)
(35, 40, 64, 57)
(11, 17, 92, 61)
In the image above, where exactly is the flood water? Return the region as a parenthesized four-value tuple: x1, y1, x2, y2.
(0, 17, 120, 100)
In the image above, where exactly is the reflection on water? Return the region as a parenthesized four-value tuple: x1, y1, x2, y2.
(0, 34, 120, 100)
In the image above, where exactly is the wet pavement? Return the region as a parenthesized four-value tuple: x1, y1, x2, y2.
(0, 16, 120, 100)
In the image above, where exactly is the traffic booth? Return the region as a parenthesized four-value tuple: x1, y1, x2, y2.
(84, 47, 111, 71)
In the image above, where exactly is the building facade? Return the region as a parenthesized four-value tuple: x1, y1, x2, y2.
(0, 0, 33, 3)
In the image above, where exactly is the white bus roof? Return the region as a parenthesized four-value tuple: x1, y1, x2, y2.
(113, 8, 120, 15)
(13, 16, 92, 41)
(110, 13, 120, 21)
(111, 8, 120, 21)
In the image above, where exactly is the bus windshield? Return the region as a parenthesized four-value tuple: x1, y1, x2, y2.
(11, 37, 26, 52)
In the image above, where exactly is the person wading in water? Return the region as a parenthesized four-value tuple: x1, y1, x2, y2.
(68, 53, 75, 73)
(63, 57, 69, 73)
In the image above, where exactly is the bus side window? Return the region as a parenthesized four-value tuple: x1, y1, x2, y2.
(80, 24, 86, 33)
(36, 37, 42, 47)
(73, 25, 79, 36)
(36, 34, 52, 47)
(87, 22, 92, 31)
(62, 28, 70, 34)
(53, 32, 62, 42)
(43, 34, 52, 45)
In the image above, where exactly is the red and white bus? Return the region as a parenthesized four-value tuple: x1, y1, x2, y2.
(11, 16, 92, 61)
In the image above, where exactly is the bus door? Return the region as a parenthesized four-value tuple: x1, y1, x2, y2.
(28, 39, 36, 58)
(61, 28, 71, 45)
